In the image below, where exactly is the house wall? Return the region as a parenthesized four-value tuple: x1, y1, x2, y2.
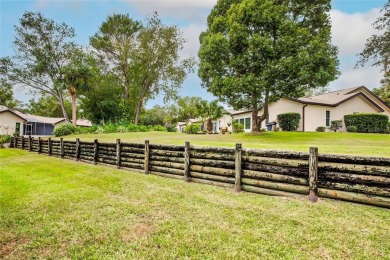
(357, 88, 390, 117)
(0, 111, 25, 135)
(232, 112, 252, 132)
(214, 114, 233, 132)
(267, 99, 304, 131)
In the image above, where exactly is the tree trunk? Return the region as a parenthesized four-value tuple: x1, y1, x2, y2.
(251, 109, 259, 132)
(256, 89, 270, 131)
(57, 91, 69, 121)
(207, 118, 213, 132)
(134, 96, 143, 125)
(69, 85, 77, 126)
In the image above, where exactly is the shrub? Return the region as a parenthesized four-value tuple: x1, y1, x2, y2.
(277, 113, 301, 131)
(95, 126, 105, 134)
(152, 125, 167, 132)
(127, 124, 140, 132)
(103, 123, 118, 133)
(0, 135, 11, 145)
(117, 125, 127, 133)
(316, 126, 326, 132)
(344, 113, 389, 133)
(330, 120, 343, 132)
(346, 126, 357, 132)
(53, 123, 77, 137)
(232, 123, 244, 133)
(139, 125, 149, 132)
(185, 124, 200, 134)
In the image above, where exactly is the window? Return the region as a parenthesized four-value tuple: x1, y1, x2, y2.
(326, 111, 330, 127)
(15, 122, 20, 136)
(245, 117, 251, 130)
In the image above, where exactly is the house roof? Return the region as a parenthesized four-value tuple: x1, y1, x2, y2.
(0, 105, 27, 121)
(287, 86, 387, 112)
(75, 119, 92, 127)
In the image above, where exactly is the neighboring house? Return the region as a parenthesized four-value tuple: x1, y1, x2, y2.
(232, 86, 390, 132)
(0, 105, 25, 135)
(0, 105, 92, 136)
(176, 122, 187, 133)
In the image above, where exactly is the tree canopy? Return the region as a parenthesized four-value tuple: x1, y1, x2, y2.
(357, 2, 389, 105)
(90, 13, 195, 124)
(199, 0, 339, 131)
(0, 11, 78, 120)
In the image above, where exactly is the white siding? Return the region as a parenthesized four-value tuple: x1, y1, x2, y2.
(0, 111, 25, 135)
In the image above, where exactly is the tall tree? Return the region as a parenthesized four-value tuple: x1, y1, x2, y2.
(59, 49, 96, 126)
(197, 100, 226, 132)
(0, 12, 78, 120)
(199, 0, 339, 131)
(356, 1, 389, 104)
(90, 13, 194, 124)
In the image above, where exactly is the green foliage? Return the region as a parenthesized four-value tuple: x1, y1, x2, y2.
(356, 2, 389, 90)
(53, 124, 77, 137)
(152, 125, 167, 132)
(344, 113, 389, 133)
(103, 123, 118, 133)
(330, 120, 343, 132)
(0, 11, 78, 120)
(185, 124, 200, 134)
(91, 13, 195, 124)
(0, 80, 22, 108)
(277, 113, 301, 131)
(232, 123, 244, 133)
(27, 94, 72, 118)
(373, 80, 390, 106)
(0, 135, 11, 145)
(316, 126, 326, 132)
(199, 0, 339, 131)
(127, 124, 140, 132)
(346, 126, 357, 133)
(197, 100, 227, 132)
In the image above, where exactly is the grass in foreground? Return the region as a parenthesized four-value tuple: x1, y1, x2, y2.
(1, 149, 389, 259)
(62, 131, 390, 157)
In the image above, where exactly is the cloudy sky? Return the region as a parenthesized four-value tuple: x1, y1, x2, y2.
(0, 0, 387, 107)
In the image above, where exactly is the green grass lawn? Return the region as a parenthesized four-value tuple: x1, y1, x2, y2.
(1, 149, 389, 259)
(61, 131, 390, 157)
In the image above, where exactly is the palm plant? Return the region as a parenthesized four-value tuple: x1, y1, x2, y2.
(197, 100, 226, 133)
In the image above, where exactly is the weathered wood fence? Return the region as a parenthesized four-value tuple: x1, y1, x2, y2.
(10, 136, 390, 208)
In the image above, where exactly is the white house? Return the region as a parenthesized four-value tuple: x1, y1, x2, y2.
(0, 105, 92, 135)
(232, 86, 390, 132)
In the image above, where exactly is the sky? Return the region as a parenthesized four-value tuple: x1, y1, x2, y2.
(0, 0, 388, 108)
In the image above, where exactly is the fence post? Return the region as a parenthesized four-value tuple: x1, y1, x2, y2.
(309, 147, 319, 202)
(235, 143, 242, 192)
(76, 138, 80, 161)
(116, 139, 121, 169)
(48, 138, 52, 156)
(144, 140, 150, 174)
(93, 139, 98, 165)
(60, 138, 64, 158)
(184, 141, 190, 182)
(28, 136, 32, 151)
(20, 136, 24, 150)
(38, 137, 42, 154)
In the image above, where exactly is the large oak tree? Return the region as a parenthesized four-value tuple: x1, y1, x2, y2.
(199, 0, 339, 131)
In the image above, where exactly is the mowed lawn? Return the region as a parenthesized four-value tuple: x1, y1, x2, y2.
(1, 149, 389, 259)
(62, 131, 390, 157)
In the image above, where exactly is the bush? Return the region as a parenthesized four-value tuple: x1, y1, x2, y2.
(277, 113, 301, 131)
(95, 126, 105, 134)
(139, 125, 149, 132)
(152, 125, 167, 132)
(0, 135, 11, 145)
(117, 125, 127, 133)
(330, 120, 343, 132)
(103, 123, 118, 133)
(344, 113, 389, 133)
(185, 124, 200, 134)
(127, 124, 140, 132)
(232, 123, 244, 133)
(53, 123, 77, 137)
(346, 126, 357, 132)
(316, 126, 326, 132)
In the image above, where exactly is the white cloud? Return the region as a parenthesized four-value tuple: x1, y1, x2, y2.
(180, 23, 206, 59)
(329, 65, 382, 90)
(330, 8, 381, 57)
(124, 0, 217, 23)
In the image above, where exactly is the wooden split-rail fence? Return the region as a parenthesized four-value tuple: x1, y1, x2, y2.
(10, 136, 390, 208)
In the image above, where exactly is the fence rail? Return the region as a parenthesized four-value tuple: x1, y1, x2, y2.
(10, 136, 390, 208)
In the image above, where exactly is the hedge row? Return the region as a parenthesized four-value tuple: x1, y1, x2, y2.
(344, 113, 389, 133)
